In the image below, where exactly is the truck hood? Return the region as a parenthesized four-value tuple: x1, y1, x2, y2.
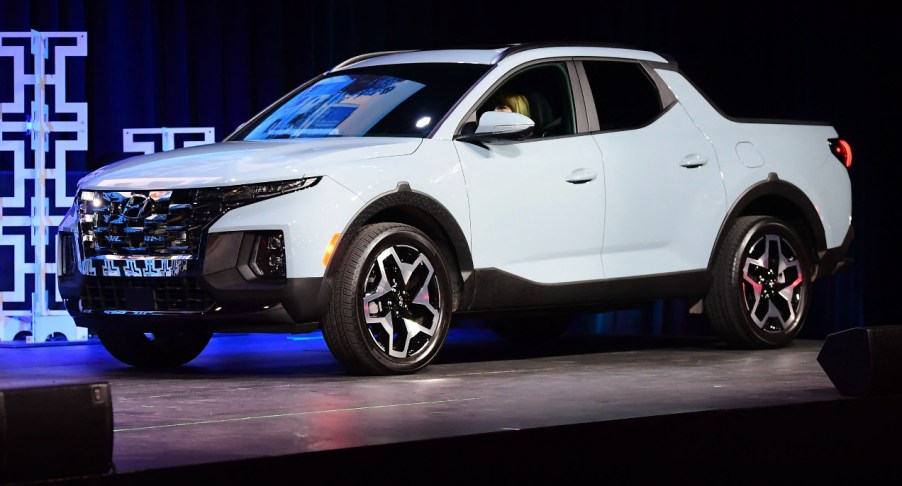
(79, 138, 423, 190)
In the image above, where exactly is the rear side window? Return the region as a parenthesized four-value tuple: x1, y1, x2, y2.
(583, 61, 662, 132)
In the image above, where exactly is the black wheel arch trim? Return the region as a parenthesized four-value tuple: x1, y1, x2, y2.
(711, 173, 828, 271)
(325, 182, 475, 311)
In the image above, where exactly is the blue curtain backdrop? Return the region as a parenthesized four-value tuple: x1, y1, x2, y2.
(2, 0, 899, 337)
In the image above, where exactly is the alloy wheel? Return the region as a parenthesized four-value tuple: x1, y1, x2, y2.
(741, 234, 805, 334)
(361, 244, 443, 359)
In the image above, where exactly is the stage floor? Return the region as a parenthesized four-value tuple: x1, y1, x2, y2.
(0, 327, 850, 476)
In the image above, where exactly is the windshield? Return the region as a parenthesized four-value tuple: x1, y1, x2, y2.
(238, 63, 490, 140)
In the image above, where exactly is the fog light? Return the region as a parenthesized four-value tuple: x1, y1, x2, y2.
(249, 231, 286, 279)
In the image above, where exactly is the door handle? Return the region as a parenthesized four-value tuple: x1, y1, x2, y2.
(680, 154, 708, 169)
(566, 168, 597, 184)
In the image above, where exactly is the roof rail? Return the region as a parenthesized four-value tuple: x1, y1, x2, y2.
(491, 41, 647, 64)
(330, 50, 418, 72)
(654, 51, 679, 68)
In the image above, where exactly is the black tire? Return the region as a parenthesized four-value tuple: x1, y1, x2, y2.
(96, 330, 212, 368)
(490, 315, 572, 342)
(706, 216, 813, 348)
(322, 223, 452, 375)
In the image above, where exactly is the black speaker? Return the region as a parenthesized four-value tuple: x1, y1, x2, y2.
(0, 382, 113, 483)
(817, 326, 902, 397)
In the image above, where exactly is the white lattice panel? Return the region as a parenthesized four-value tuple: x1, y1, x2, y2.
(123, 127, 215, 154)
(1, 30, 88, 342)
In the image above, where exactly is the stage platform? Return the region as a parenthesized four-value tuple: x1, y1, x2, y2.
(2, 328, 901, 484)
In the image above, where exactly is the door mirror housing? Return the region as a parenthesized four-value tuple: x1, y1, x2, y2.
(455, 111, 535, 144)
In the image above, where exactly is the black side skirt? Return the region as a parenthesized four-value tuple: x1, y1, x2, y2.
(462, 268, 711, 313)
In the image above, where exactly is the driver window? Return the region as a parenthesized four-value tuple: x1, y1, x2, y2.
(476, 63, 576, 139)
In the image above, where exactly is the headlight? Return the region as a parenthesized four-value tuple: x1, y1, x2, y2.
(197, 177, 322, 209)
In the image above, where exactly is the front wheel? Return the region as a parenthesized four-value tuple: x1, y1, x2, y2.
(706, 216, 813, 348)
(322, 223, 452, 375)
(96, 330, 212, 367)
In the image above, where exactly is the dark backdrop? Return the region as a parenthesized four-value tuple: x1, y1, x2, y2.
(3, 0, 900, 337)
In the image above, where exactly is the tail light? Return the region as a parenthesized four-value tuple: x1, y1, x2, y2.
(828, 138, 852, 168)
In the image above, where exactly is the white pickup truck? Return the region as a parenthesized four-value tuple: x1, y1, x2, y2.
(58, 43, 853, 374)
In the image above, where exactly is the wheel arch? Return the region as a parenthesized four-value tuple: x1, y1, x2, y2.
(710, 173, 827, 270)
(324, 182, 473, 311)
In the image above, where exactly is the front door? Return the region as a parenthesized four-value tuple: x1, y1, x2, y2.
(455, 62, 606, 284)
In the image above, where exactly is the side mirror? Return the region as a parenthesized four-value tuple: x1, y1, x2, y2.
(455, 111, 535, 144)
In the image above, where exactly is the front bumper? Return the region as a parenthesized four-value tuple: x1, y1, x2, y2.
(58, 230, 329, 333)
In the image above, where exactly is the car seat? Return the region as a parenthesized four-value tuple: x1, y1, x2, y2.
(525, 91, 562, 137)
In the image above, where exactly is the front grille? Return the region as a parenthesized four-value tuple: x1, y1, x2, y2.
(78, 189, 227, 258)
(80, 276, 215, 312)
(77, 179, 319, 259)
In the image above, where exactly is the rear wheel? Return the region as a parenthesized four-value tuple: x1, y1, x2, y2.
(706, 216, 812, 348)
(322, 223, 452, 375)
(96, 330, 212, 367)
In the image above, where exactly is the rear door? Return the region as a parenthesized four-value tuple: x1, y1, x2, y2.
(578, 59, 726, 278)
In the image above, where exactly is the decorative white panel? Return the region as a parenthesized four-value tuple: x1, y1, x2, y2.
(1, 30, 88, 342)
(123, 127, 215, 154)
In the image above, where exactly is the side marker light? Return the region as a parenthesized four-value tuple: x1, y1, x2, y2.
(323, 233, 341, 266)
